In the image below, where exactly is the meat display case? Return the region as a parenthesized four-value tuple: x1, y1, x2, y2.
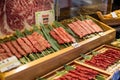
(74, 45, 120, 74)
(0, 16, 115, 80)
(41, 61, 111, 80)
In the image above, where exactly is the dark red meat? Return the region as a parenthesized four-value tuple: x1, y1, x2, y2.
(0, 0, 53, 34)
(85, 48, 120, 70)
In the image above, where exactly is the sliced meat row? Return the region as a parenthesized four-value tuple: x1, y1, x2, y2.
(55, 65, 98, 80)
(67, 19, 103, 38)
(85, 48, 120, 70)
(0, 32, 51, 61)
(50, 27, 75, 44)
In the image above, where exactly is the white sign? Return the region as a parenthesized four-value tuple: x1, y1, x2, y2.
(0, 56, 21, 72)
(111, 12, 118, 18)
(35, 10, 55, 25)
(72, 42, 80, 48)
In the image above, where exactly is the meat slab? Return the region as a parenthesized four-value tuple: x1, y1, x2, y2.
(0, 0, 53, 35)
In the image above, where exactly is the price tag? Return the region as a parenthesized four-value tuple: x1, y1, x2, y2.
(98, 32, 104, 36)
(111, 12, 118, 18)
(72, 42, 80, 48)
(0, 56, 21, 72)
(35, 10, 55, 25)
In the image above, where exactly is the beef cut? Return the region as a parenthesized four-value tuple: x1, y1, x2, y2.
(0, 0, 53, 35)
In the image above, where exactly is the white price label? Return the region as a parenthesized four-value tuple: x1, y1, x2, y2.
(0, 56, 21, 72)
(111, 12, 118, 18)
(98, 32, 104, 36)
(72, 42, 80, 48)
(35, 10, 55, 25)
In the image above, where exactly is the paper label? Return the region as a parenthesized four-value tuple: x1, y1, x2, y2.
(98, 32, 104, 36)
(0, 56, 21, 72)
(35, 10, 55, 25)
(72, 42, 80, 48)
(111, 12, 118, 18)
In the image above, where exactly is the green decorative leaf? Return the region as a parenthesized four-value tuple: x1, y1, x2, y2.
(33, 25, 42, 34)
(10, 36, 17, 41)
(64, 65, 75, 71)
(80, 54, 93, 60)
(96, 75, 105, 80)
(80, 60, 85, 63)
(117, 39, 120, 42)
(92, 51, 99, 56)
(56, 71, 67, 76)
(24, 29, 32, 35)
(15, 30, 24, 38)
(36, 78, 46, 80)
(80, 53, 86, 58)
(84, 55, 93, 60)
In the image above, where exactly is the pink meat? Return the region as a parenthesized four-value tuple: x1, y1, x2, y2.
(17, 38, 32, 54)
(83, 20, 96, 33)
(21, 37, 37, 52)
(59, 27, 75, 42)
(85, 19, 103, 32)
(53, 28, 68, 43)
(67, 23, 83, 38)
(11, 41, 26, 56)
(72, 22, 88, 37)
(0, 49, 5, 53)
(1, 53, 8, 60)
(6, 42, 22, 58)
(0, 43, 13, 57)
(50, 31, 64, 44)
(27, 35, 42, 52)
(32, 32, 46, 51)
(76, 20, 92, 34)
(56, 27, 70, 43)
(32, 32, 51, 48)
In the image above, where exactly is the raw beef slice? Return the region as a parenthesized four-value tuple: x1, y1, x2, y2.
(0, 0, 53, 35)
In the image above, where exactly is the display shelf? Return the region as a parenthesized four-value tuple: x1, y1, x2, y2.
(97, 11, 120, 26)
(75, 44, 120, 74)
(0, 17, 116, 80)
(41, 61, 111, 80)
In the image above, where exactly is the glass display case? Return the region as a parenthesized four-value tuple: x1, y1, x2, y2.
(55, 0, 113, 20)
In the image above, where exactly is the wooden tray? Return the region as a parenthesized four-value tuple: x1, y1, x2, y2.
(41, 61, 111, 80)
(0, 16, 116, 80)
(75, 45, 120, 74)
(96, 11, 120, 26)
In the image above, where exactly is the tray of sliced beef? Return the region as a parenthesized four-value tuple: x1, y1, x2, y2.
(59, 16, 104, 39)
(76, 45, 120, 73)
(38, 62, 110, 80)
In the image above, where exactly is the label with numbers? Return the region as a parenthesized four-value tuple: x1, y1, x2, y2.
(72, 42, 80, 48)
(35, 10, 55, 25)
(0, 56, 21, 72)
(111, 12, 118, 18)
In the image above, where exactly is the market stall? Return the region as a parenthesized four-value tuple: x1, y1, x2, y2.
(0, 0, 120, 80)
